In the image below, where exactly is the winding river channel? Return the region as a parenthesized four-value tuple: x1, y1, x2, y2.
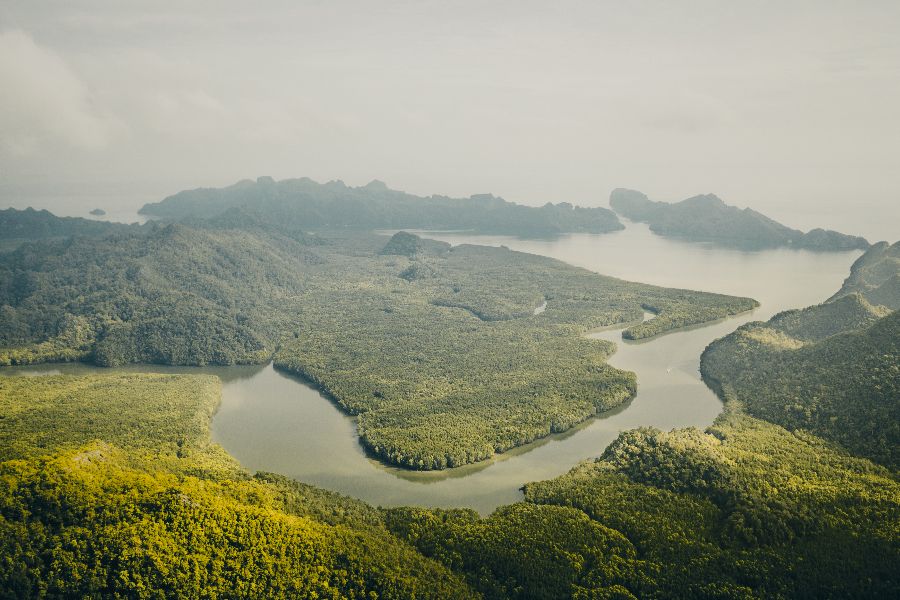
(5, 223, 863, 514)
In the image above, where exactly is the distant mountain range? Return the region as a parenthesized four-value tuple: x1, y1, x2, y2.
(610, 188, 870, 251)
(139, 176, 624, 237)
(2, 182, 876, 250)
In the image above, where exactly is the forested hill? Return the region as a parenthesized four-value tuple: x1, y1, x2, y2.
(701, 240, 899, 468)
(2, 226, 896, 597)
(138, 176, 624, 236)
(609, 188, 870, 251)
(4, 360, 897, 598)
(0, 207, 139, 250)
(0, 373, 475, 598)
(381, 247, 900, 598)
(829, 240, 900, 308)
(0, 222, 756, 470)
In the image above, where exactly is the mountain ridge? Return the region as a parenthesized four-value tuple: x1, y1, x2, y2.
(139, 176, 625, 237)
(609, 188, 870, 251)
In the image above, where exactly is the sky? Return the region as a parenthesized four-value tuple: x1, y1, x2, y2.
(1, 1, 898, 240)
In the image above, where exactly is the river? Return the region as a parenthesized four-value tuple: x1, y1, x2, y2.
(2, 222, 860, 514)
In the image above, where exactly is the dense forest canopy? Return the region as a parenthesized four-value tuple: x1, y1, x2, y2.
(609, 188, 871, 251)
(5, 329, 897, 599)
(139, 176, 625, 236)
(702, 241, 900, 468)
(829, 240, 900, 309)
(0, 216, 755, 469)
(0, 219, 896, 597)
(382, 247, 900, 598)
(383, 408, 899, 599)
(0, 373, 475, 599)
(703, 308, 899, 468)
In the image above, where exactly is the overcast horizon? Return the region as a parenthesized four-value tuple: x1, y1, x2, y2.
(2, 1, 899, 241)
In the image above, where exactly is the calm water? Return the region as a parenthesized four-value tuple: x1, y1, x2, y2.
(3, 223, 861, 514)
(212, 223, 860, 513)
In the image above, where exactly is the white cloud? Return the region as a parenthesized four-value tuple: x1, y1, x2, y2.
(0, 30, 120, 155)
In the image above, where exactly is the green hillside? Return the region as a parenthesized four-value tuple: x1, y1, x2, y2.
(385, 408, 899, 599)
(703, 305, 899, 469)
(7, 372, 896, 599)
(3, 241, 897, 597)
(0, 221, 755, 470)
(0, 373, 475, 599)
(765, 293, 889, 341)
(521, 410, 899, 598)
(374, 251, 900, 596)
(702, 241, 899, 468)
(829, 240, 900, 309)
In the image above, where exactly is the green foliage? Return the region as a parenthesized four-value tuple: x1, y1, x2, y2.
(381, 411, 899, 598)
(379, 254, 899, 598)
(829, 240, 900, 309)
(254, 471, 386, 528)
(272, 241, 752, 469)
(764, 293, 888, 341)
(384, 504, 646, 600)
(0, 445, 474, 599)
(0, 374, 475, 599)
(523, 410, 900, 599)
(702, 299, 899, 468)
(622, 294, 758, 340)
(703, 245, 900, 468)
(93, 311, 271, 367)
(2, 225, 898, 597)
(0, 314, 96, 366)
(609, 189, 869, 251)
(0, 222, 314, 366)
(1, 224, 753, 469)
(380, 231, 451, 257)
(0, 372, 239, 478)
(139, 176, 625, 236)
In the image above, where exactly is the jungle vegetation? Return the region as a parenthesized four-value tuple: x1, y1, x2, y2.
(378, 244, 899, 598)
(702, 241, 900, 469)
(609, 188, 870, 251)
(138, 176, 625, 236)
(514, 408, 899, 599)
(385, 274, 900, 596)
(0, 373, 232, 475)
(829, 240, 900, 309)
(0, 373, 475, 599)
(0, 218, 755, 469)
(1, 233, 897, 598)
(382, 408, 899, 599)
(3, 369, 897, 599)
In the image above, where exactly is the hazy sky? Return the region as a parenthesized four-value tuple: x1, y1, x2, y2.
(1, 1, 898, 239)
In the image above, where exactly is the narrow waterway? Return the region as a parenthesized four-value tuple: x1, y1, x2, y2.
(209, 223, 859, 513)
(4, 223, 861, 514)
